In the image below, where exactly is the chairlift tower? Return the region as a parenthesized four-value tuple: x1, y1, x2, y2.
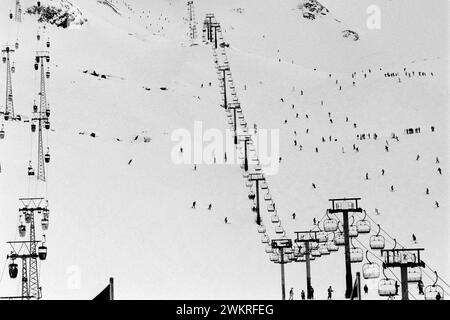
(248, 173, 265, 225)
(1, 45, 15, 120)
(210, 23, 220, 49)
(228, 102, 240, 144)
(203, 14, 214, 43)
(381, 248, 425, 300)
(33, 51, 50, 182)
(187, 1, 197, 42)
(15, 0, 22, 22)
(271, 238, 292, 300)
(328, 197, 363, 299)
(294, 231, 320, 300)
(218, 65, 229, 110)
(238, 134, 251, 171)
(5, 198, 49, 300)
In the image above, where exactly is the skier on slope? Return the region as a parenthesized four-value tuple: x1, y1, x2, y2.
(289, 288, 294, 300)
(192, 201, 196, 209)
(412, 234, 417, 243)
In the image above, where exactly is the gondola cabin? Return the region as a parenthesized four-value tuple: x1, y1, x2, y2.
(18, 224, 26, 237)
(38, 245, 47, 260)
(41, 218, 49, 230)
(9, 263, 18, 278)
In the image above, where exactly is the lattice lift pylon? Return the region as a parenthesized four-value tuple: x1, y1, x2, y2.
(187, 1, 197, 43)
(33, 51, 50, 182)
(2, 45, 15, 120)
(5, 198, 49, 300)
(15, 0, 22, 22)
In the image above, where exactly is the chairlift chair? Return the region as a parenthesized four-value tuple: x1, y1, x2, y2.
(378, 278, 397, 297)
(407, 267, 422, 283)
(370, 224, 385, 249)
(362, 251, 380, 279)
(424, 272, 444, 300)
(267, 204, 275, 212)
(317, 231, 328, 243)
(261, 234, 270, 244)
(275, 226, 284, 235)
(334, 232, 345, 246)
(326, 240, 339, 252)
(323, 217, 338, 232)
(257, 225, 266, 234)
(265, 245, 273, 254)
(311, 249, 321, 257)
(271, 214, 279, 223)
(264, 193, 271, 201)
(350, 248, 364, 263)
(309, 241, 319, 250)
(319, 244, 330, 255)
(269, 253, 279, 262)
(356, 211, 371, 233)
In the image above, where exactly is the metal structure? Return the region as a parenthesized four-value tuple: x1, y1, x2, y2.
(328, 197, 363, 298)
(218, 65, 229, 110)
(239, 134, 251, 171)
(187, 1, 197, 43)
(33, 51, 50, 182)
(1, 45, 15, 120)
(203, 13, 214, 43)
(248, 173, 265, 225)
(5, 198, 49, 300)
(381, 246, 425, 300)
(228, 103, 240, 144)
(15, 0, 22, 22)
(271, 238, 292, 300)
(294, 231, 320, 299)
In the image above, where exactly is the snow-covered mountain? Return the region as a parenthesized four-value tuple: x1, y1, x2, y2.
(0, 0, 448, 300)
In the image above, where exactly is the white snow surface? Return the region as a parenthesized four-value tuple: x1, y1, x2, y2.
(0, 0, 448, 300)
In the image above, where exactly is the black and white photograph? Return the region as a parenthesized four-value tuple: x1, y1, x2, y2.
(0, 0, 448, 307)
